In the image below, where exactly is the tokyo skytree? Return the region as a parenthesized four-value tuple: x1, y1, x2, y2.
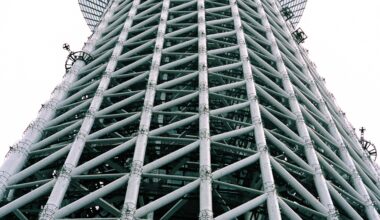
(0, 0, 380, 219)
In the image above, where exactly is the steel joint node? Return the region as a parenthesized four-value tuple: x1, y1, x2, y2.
(102, 72, 112, 80)
(258, 143, 268, 152)
(200, 165, 212, 182)
(95, 87, 105, 97)
(121, 202, 136, 220)
(138, 126, 149, 136)
(282, 73, 290, 81)
(85, 107, 96, 118)
(295, 112, 304, 123)
(147, 80, 157, 90)
(199, 209, 213, 220)
(129, 160, 143, 176)
(263, 181, 275, 193)
(6, 144, 29, 158)
(39, 204, 58, 220)
(248, 93, 258, 101)
(327, 204, 339, 220)
(39, 100, 58, 112)
(199, 81, 208, 92)
(252, 117, 262, 126)
(199, 129, 210, 140)
(143, 104, 153, 113)
(75, 131, 87, 142)
(59, 163, 74, 179)
(312, 163, 322, 175)
(199, 104, 209, 114)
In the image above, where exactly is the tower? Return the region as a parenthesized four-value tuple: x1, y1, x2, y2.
(1, 0, 380, 219)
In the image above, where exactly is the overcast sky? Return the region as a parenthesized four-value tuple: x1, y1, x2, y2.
(0, 1, 379, 164)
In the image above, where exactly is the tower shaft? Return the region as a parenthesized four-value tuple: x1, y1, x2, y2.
(1, 0, 379, 219)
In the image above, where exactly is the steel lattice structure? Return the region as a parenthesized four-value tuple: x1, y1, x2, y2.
(1, 0, 380, 219)
(79, 0, 306, 31)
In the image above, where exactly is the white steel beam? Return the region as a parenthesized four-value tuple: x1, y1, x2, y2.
(1, 0, 379, 219)
(40, 0, 141, 218)
(0, 0, 121, 201)
(135, 153, 261, 218)
(230, 0, 281, 219)
(120, 1, 170, 218)
(269, 1, 380, 219)
(197, 0, 214, 219)
(255, 0, 337, 218)
(214, 193, 267, 220)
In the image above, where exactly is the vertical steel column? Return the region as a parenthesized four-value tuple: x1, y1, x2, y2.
(270, 2, 380, 219)
(0, 0, 120, 201)
(197, 0, 213, 219)
(39, 0, 139, 218)
(229, 0, 281, 219)
(120, 1, 169, 219)
(254, 0, 337, 218)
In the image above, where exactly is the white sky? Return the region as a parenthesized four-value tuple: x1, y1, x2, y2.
(0, 1, 379, 164)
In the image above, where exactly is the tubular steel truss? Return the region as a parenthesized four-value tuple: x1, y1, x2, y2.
(1, 0, 380, 219)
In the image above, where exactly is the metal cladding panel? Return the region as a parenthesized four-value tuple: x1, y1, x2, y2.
(278, 0, 307, 26)
(79, 0, 110, 31)
(0, 0, 379, 219)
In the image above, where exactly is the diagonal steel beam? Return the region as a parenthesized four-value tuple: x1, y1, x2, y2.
(255, 0, 337, 217)
(214, 193, 268, 220)
(277, 197, 302, 220)
(134, 152, 261, 218)
(273, 1, 380, 218)
(230, 0, 281, 218)
(0, 0, 121, 201)
(270, 157, 328, 214)
(39, 0, 143, 218)
(120, 1, 170, 218)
